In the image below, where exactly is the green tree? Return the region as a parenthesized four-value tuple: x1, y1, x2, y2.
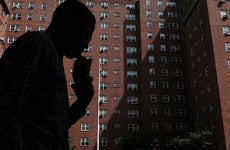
(172, 130, 213, 150)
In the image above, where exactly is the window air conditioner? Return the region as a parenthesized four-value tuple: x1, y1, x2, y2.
(222, 15, 228, 20)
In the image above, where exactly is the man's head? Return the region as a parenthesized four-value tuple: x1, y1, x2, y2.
(47, 0, 96, 58)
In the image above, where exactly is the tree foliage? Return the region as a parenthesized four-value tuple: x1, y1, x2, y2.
(172, 130, 213, 150)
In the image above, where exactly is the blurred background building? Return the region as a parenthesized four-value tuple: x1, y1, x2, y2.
(2, 0, 230, 149)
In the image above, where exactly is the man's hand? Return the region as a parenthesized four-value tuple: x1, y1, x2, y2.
(71, 56, 94, 104)
(69, 56, 94, 126)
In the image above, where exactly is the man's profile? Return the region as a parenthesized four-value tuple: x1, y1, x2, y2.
(0, 0, 95, 149)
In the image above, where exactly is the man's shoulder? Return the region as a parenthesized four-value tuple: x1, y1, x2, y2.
(18, 31, 51, 42)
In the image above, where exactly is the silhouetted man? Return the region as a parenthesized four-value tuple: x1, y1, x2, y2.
(0, 0, 95, 149)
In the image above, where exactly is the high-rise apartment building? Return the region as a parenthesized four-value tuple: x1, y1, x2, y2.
(180, 0, 230, 149)
(2, 0, 230, 150)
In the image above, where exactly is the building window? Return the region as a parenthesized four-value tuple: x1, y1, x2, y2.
(114, 23, 120, 28)
(100, 45, 108, 53)
(114, 124, 120, 128)
(127, 96, 139, 104)
(114, 70, 120, 75)
(99, 138, 108, 147)
(170, 45, 180, 52)
(126, 24, 136, 31)
(148, 56, 154, 63)
(171, 57, 182, 64)
(127, 83, 138, 91)
(128, 124, 139, 132)
(100, 34, 108, 40)
(101, 23, 108, 29)
(27, 14, 33, 20)
(170, 34, 180, 40)
(205, 66, 209, 77)
(100, 70, 108, 78)
(100, 12, 109, 20)
(114, 45, 120, 51)
(168, 23, 179, 29)
(40, 15, 46, 21)
(127, 71, 138, 78)
(160, 33, 166, 39)
(9, 25, 20, 32)
(8, 37, 17, 44)
(39, 26, 45, 31)
(28, 2, 35, 9)
(148, 44, 154, 51)
(158, 11, 164, 18)
(127, 47, 137, 53)
(99, 95, 108, 104)
(151, 108, 157, 116)
(101, 1, 109, 8)
(25, 26, 32, 32)
(84, 109, 90, 117)
(168, 12, 177, 18)
(86, 1, 94, 7)
(163, 95, 170, 103)
(174, 95, 185, 103)
(81, 123, 90, 131)
(114, 2, 120, 7)
(150, 94, 157, 102)
(146, 0, 151, 6)
(162, 69, 168, 76)
(13, 2, 24, 9)
(99, 123, 107, 131)
(157, 1, 163, 7)
(228, 60, 230, 69)
(114, 82, 120, 88)
(126, 35, 136, 42)
(172, 69, 183, 76)
(161, 56, 167, 64)
(99, 109, 107, 118)
(165, 123, 172, 131)
(223, 26, 230, 36)
(126, 14, 136, 20)
(128, 110, 139, 118)
(127, 59, 137, 66)
(220, 10, 227, 20)
(100, 82, 108, 90)
(162, 81, 169, 89)
(126, 4, 135, 10)
(176, 123, 187, 131)
(80, 138, 89, 146)
(147, 21, 153, 27)
(175, 109, 186, 117)
(159, 22, 164, 28)
(150, 81, 156, 88)
(41, 3, 47, 10)
(160, 44, 166, 51)
(100, 57, 108, 64)
(11, 13, 22, 20)
(173, 82, 184, 89)
(146, 10, 152, 17)
(59, 0, 65, 5)
(149, 68, 155, 76)
(167, 2, 176, 7)
(147, 32, 153, 39)
(225, 43, 230, 52)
